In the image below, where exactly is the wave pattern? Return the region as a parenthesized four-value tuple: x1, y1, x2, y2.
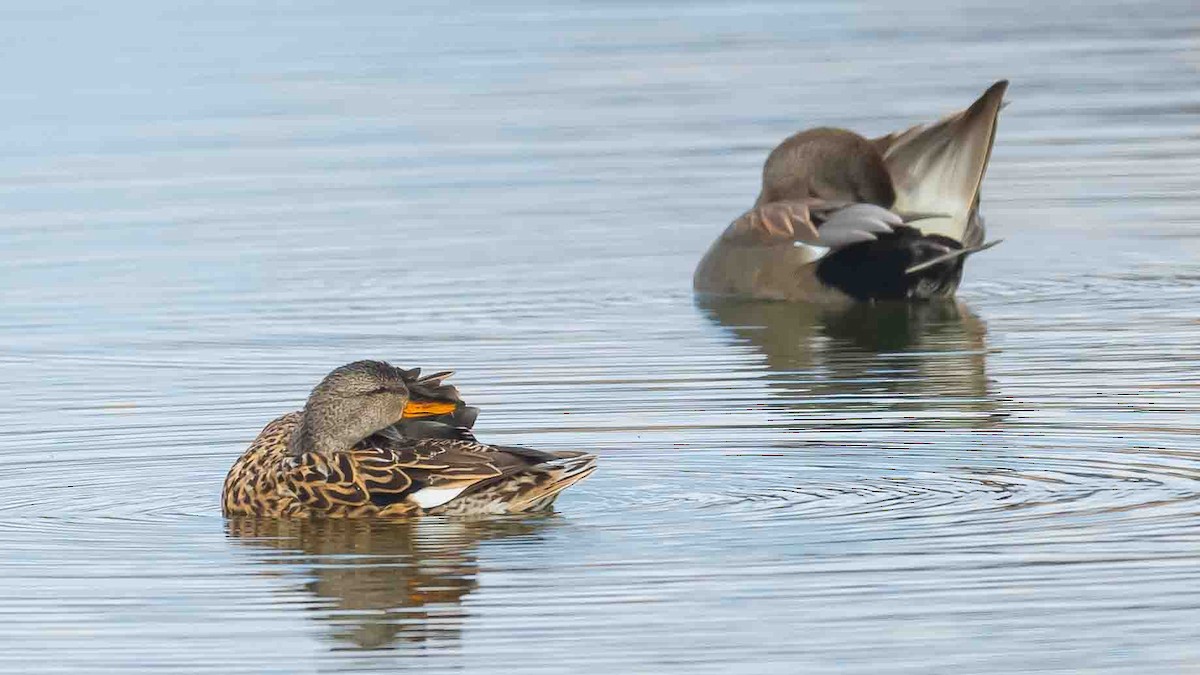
(2, 0, 1200, 673)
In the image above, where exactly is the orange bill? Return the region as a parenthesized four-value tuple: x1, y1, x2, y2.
(402, 399, 460, 419)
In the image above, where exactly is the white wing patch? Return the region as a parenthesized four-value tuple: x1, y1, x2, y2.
(793, 240, 832, 261)
(409, 485, 469, 509)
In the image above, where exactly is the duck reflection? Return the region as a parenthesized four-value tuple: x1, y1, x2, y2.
(697, 299, 1001, 428)
(226, 516, 552, 651)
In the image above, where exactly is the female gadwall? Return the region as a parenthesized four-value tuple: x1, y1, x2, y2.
(695, 80, 1007, 302)
(222, 361, 596, 517)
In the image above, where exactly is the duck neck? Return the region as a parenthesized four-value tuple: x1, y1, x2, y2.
(287, 413, 347, 457)
(287, 395, 401, 458)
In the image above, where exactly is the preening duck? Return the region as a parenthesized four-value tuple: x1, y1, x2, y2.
(694, 80, 1008, 302)
(222, 360, 596, 518)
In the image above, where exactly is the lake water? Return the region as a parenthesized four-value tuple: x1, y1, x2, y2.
(2, 1, 1199, 672)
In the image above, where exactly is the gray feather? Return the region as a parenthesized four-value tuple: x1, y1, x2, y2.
(815, 203, 900, 248)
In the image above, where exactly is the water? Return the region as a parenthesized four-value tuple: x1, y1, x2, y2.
(2, 1, 1199, 672)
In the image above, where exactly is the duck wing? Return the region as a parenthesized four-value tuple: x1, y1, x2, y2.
(279, 439, 503, 515)
(286, 435, 574, 515)
(721, 199, 907, 249)
(873, 80, 1007, 245)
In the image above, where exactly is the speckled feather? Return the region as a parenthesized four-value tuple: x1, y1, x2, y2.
(222, 412, 595, 518)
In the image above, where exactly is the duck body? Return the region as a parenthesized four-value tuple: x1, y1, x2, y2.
(221, 361, 595, 518)
(695, 81, 1007, 303)
(222, 412, 595, 518)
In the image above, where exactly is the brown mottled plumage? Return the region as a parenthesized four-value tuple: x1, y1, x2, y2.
(221, 360, 596, 518)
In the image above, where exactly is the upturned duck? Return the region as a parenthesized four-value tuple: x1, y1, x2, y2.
(222, 360, 596, 517)
(694, 80, 1008, 302)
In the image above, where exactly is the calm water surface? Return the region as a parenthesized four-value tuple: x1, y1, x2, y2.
(2, 1, 1200, 673)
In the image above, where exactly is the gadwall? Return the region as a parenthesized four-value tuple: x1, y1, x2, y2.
(694, 80, 1007, 302)
(222, 361, 596, 517)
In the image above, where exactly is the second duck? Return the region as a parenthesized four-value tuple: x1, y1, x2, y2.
(694, 80, 1008, 303)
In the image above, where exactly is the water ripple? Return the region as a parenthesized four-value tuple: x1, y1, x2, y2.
(4, 0, 1200, 673)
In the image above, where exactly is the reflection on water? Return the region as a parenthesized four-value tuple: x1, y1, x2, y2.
(226, 516, 552, 652)
(699, 299, 1000, 428)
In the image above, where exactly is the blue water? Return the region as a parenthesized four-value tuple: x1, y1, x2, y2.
(2, 1, 1199, 672)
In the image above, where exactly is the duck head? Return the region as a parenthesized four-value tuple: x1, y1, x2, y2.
(288, 360, 459, 456)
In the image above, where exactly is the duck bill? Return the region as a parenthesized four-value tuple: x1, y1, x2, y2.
(402, 399, 460, 419)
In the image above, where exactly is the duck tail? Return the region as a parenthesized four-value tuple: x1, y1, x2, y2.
(508, 452, 597, 513)
(874, 80, 1008, 246)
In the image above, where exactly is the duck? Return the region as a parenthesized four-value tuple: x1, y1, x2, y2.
(221, 360, 596, 518)
(694, 80, 1008, 303)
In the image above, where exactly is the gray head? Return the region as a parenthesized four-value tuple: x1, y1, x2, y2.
(288, 360, 412, 456)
